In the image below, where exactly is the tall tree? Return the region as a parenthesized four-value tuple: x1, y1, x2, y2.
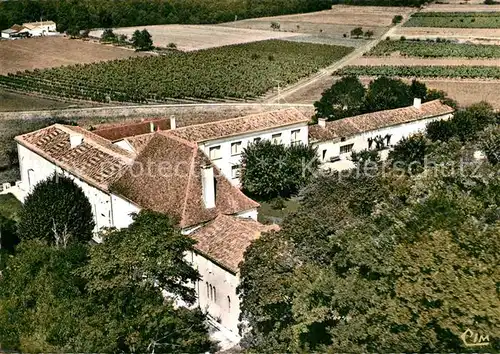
(314, 76, 366, 120)
(18, 174, 95, 245)
(363, 76, 413, 112)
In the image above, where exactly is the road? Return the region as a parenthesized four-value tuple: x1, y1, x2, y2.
(264, 14, 414, 104)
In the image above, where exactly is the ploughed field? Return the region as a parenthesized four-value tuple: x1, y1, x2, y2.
(0, 40, 353, 103)
(0, 37, 149, 75)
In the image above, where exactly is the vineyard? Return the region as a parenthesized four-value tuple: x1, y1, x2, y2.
(404, 12, 500, 28)
(0, 40, 353, 103)
(366, 40, 500, 58)
(335, 65, 500, 78)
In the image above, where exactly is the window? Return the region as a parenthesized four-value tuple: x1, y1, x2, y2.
(209, 146, 221, 160)
(231, 164, 241, 179)
(291, 129, 301, 145)
(228, 296, 231, 312)
(253, 137, 261, 144)
(322, 149, 327, 161)
(340, 143, 354, 154)
(213, 286, 217, 302)
(206, 282, 209, 298)
(231, 141, 242, 155)
(272, 133, 282, 144)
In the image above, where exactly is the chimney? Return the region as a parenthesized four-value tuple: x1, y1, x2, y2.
(318, 118, 327, 128)
(413, 98, 422, 109)
(149, 121, 155, 132)
(201, 165, 216, 209)
(170, 115, 176, 130)
(70, 134, 83, 148)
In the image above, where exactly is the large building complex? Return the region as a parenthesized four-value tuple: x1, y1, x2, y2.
(7, 100, 454, 345)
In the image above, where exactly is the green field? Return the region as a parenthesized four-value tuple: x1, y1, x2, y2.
(335, 65, 500, 78)
(404, 12, 500, 28)
(367, 40, 500, 58)
(0, 40, 353, 103)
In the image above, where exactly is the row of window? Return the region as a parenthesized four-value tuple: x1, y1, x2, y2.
(205, 282, 232, 312)
(208, 130, 302, 160)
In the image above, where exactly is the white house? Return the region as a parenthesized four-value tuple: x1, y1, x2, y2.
(22, 21, 57, 37)
(309, 99, 455, 170)
(1, 24, 30, 39)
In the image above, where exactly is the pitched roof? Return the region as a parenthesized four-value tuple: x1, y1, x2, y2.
(168, 108, 309, 142)
(22, 21, 56, 29)
(93, 119, 171, 141)
(190, 214, 279, 273)
(110, 132, 259, 228)
(15, 124, 133, 190)
(309, 100, 454, 142)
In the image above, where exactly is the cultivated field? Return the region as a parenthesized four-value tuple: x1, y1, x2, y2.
(220, 5, 414, 44)
(0, 37, 148, 75)
(90, 25, 304, 51)
(393, 27, 500, 41)
(352, 57, 500, 66)
(0, 89, 87, 112)
(421, 3, 500, 12)
(404, 12, 500, 28)
(0, 40, 353, 103)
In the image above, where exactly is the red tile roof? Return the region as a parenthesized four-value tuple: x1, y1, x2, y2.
(15, 124, 133, 190)
(190, 214, 279, 273)
(93, 119, 170, 141)
(309, 100, 454, 142)
(110, 132, 259, 228)
(168, 108, 309, 142)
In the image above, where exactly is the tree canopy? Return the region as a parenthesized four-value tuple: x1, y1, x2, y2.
(18, 174, 95, 245)
(132, 29, 153, 51)
(240, 140, 319, 200)
(238, 112, 500, 352)
(0, 210, 214, 352)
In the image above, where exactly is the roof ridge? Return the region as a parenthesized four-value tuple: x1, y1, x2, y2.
(159, 130, 198, 148)
(55, 124, 134, 163)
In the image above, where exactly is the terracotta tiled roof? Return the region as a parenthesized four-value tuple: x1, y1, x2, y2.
(190, 214, 279, 273)
(93, 119, 170, 141)
(111, 132, 259, 229)
(167, 108, 309, 142)
(309, 100, 454, 142)
(124, 133, 155, 154)
(15, 124, 133, 190)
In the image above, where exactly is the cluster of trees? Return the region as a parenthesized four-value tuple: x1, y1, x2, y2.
(314, 75, 455, 121)
(237, 103, 500, 352)
(0, 175, 214, 352)
(0, 0, 331, 33)
(240, 140, 319, 201)
(101, 29, 154, 51)
(350, 27, 374, 39)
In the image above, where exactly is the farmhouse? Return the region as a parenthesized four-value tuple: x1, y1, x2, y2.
(8, 102, 454, 345)
(1, 24, 30, 39)
(309, 99, 454, 170)
(22, 21, 57, 36)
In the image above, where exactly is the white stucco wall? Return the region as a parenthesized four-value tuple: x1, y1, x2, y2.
(313, 114, 453, 168)
(198, 123, 309, 186)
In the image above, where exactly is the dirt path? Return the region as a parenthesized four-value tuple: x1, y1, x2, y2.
(264, 11, 416, 104)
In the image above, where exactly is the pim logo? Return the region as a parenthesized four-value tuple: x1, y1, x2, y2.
(460, 328, 490, 347)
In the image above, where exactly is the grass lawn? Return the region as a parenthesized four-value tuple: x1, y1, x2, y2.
(258, 198, 300, 225)
(0, 193, 22, 222)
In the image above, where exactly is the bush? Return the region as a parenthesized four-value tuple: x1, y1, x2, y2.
(350, 27, 364, 38)
(392, 15, 403, 24)
(18, 174, 95, 245)
(400, 35, 406, 41)
(479, 125, 500, 164)
(167, 42, 177, 49)
(100, 28, 116, 42)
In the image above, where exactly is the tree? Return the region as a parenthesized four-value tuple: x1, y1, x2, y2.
(240, 140, 319, 200)
(409, 78, 427, 99)
(479, 125, 500, 165)
(0, 211, 214, 353)
(350, 27, 363, 38)
(0, 215, 18, 253)
(132, 29, 153, 51)
(426, 119, 457, 142)
(238, 157, 500, 352)
(314, 76, 366, 120)
(389, 133, 431, 173)
(18, 174, 95, 245)
(270, 21, 281, 30)
(100, 28, 116, 42)
(392, 15, 403, 24)
(351, 149, 380, 166)
(363, 76, 413, 112)
(363, 30, 374, 39)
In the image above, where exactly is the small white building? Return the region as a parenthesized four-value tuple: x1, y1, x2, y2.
(309, 99, 455, 170)
(22, 21, 57, 37)
(1, 24, 30, 39)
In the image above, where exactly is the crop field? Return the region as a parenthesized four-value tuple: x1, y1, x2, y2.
(366, 40, 500, 58)
(336, 65, 500, 79)
(0, 40, 353, 103)
(221, 5, 412, 41)
(352, 56, 500, 66)
(394, 27, 500, 40)
(404, 12, 500, 28)
(421, 3, 500, 12)
(89, 25, 303, 51)
(0, 37, 149, 75)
